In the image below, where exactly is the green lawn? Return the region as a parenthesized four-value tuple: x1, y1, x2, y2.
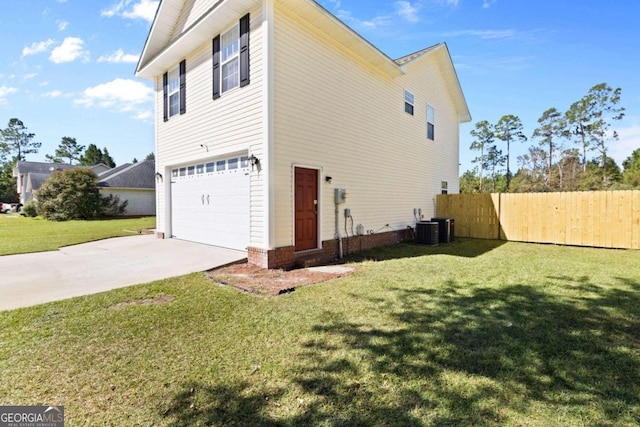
(1, 239, 639, 426)
(0, 214, 156, 255)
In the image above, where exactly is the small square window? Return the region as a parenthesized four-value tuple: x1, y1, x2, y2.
(187, 166, 195, 176)
(240, 156, 249, 168)
(216, 160, 226, 171)
(171, 169, 178, 178)
(206, 162, 215, 173)
(404, 90, 414, 116)
(179, 167, 186, 177)
(228, 158, 238, 170)
(196, 164, 204, 174)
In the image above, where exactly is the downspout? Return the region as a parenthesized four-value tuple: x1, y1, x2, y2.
(335, 201, 343, 259)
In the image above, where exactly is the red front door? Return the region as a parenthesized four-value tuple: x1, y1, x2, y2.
(295, 167, 318, 251)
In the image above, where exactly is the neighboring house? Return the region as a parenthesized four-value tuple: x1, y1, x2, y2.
(98, 160, 157, 216)
(13, 162, 109, 205)
(135, 0, 471, 268)
(13, 161, 156, 216)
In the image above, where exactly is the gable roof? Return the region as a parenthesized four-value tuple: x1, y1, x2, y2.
(98, 160, 155, 190)
(27, 173, 52, 191)
(14, 161, 76, 176)
(136, 0, 260, 79)
(396, 43, 471, 123)
(136, 0, 470, 123)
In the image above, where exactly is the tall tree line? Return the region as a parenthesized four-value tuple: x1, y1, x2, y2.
(463, 83, 631, 193)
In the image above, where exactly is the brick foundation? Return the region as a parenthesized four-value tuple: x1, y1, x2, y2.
(248, 227, 413, 269)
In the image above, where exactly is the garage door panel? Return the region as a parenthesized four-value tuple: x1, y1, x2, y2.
(170, 156, 249, 251)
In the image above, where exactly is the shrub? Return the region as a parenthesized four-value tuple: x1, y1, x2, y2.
(36, 168, 126, 221)
(21, 200, 38, 217)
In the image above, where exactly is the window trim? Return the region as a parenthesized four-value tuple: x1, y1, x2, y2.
(163, 60, 186, 121)
(441, 180, 448, 195)
(167, 67, 180, 117)
(212, 13, 250, 100)
(220, 23, 240, 94)
(404, 90, 414, 116)
(427, 104, 435, 140)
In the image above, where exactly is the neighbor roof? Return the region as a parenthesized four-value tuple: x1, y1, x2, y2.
(27, 173, 52, 191)
(98, 160, 155, 189)
(14, 161, 76, 176)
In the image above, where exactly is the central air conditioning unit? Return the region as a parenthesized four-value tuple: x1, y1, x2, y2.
(415, 221, 439, 246)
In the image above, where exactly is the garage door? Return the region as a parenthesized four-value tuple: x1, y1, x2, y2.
(170, 155, 250, 251)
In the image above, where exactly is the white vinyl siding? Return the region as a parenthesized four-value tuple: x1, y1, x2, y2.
(155, 7, 265, 245)
(272, 5, 460, 247)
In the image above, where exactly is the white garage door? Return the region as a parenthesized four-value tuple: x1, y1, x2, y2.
(170, 155, 250, 251)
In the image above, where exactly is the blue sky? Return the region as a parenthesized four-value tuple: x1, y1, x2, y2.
(1, 0, 639, 172)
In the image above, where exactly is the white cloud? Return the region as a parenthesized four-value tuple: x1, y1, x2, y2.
(441, 29, 517, 39)
(395, 1, 420, 23)
(134, 110, 153, 121)
(50, 37, 90, 64)
(0, 86, 18, 97)
(97, 49, 139, 64)
(43, 90, 63, 98)
(22, 73, 38, 82)
(75, 79, 153, 120)
(123, 0, 159, 22)
(0, 86, 18, 105)
(102, 0, 159, 23)
(58, 20, 69, 31)
(483, 0, 497, 8)
(335, 9, 392, 31)
(43, 90, 73, 98)
(22, 39, 55, 57)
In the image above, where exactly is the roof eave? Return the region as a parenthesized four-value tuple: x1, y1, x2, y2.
(136, 0, 260, 80)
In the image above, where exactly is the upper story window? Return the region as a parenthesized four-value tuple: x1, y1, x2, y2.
(427, 104, 435, 140)
(167, 67, 180, 117)
(441, 181, 448, 195)
(213, 14, 250, 100)
(163, 60, 186, 122)
(221, 24, 240, 93)
(404, 90, 414, 115)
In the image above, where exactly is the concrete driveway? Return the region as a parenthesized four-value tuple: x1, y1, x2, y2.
(0, 235, 247, 311)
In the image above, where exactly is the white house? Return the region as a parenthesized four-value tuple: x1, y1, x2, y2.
(136, 0, 471, 268)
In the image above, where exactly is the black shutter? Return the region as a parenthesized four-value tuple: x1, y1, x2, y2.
(179, 60, 186, 115)
(212, 35, 220, 99)
(162, 72, 168, 122)
(239, 13, 250, 87)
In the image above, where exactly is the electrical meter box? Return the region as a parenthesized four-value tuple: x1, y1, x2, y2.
(334, 188, 347, 204)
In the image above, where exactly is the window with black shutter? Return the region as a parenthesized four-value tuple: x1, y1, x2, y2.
(213, 14, 250, 99)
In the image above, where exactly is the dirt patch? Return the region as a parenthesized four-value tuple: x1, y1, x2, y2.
(205, 262, 353, 296)
(108, 293, 175, 310)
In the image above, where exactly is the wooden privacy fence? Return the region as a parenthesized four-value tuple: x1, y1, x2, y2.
(436, 191, 640, 250)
